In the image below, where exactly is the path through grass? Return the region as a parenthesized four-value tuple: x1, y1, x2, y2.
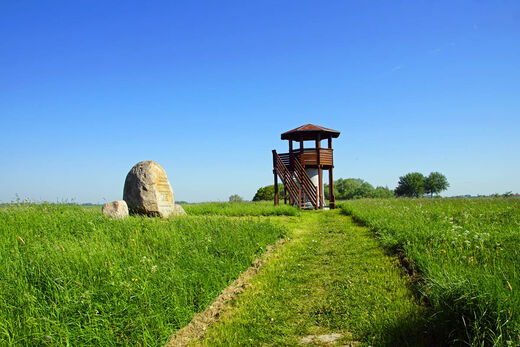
(195, 210, 436, 346)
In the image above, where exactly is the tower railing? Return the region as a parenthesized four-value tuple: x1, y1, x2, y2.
(277, 148, 333, 167)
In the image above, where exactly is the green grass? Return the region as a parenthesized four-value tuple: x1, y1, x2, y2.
(0, 203, 285, 345)
(182, 201, 298, 216)
(340, 198, 520, 346)
(196, 210, 434, 346)
(6, 199, 516, 345)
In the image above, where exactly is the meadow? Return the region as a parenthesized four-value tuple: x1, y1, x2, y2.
(2, 198, 518, 346)
(181, 201, 298, 216)
(340, 198, 520, 346)
(0, 203, 284, 345)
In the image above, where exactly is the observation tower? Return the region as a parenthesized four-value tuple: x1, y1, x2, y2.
(272, 124, 340, 209)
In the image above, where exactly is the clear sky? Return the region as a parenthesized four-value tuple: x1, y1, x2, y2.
(1, 1, 519, 203)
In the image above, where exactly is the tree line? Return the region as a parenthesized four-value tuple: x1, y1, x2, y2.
(251, 172, 449, 201)
(324, 179, 393, 200)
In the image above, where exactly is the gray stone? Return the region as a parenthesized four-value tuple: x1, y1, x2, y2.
(301, 333, 344, 344)
(102, 200, 129, 219)
(123, 161, 175, 217)
(173, 204, 187, 216)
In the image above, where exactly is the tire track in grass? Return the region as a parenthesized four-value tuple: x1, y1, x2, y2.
(165, 239, 287, 347)
(184, 210, 439, 346)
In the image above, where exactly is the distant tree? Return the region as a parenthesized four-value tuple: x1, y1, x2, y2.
(353, 181, 375, 199)
(228, 194, 244, 203)
(395, 172, 425, 197)
(424, 172, 449, 197)
(324, 183, 338, 200)
(252, 186, 273, 201)
(252, 184, 284, 201)
(336, 178, 372, 199)
(324, 178, 393, 200)
(502, 191, 514, 198)
(373, 186, 394, 198)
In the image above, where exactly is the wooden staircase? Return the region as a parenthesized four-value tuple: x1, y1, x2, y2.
(272, 150, 319, 209)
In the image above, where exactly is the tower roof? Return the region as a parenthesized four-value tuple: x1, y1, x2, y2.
(281, 124, 340, 141)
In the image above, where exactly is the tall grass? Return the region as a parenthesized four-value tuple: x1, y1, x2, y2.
(182, 201, 298, 216)
(340, 198, 520, 345)
(197, 210, 430, 346)
(0, 204, 285, 345)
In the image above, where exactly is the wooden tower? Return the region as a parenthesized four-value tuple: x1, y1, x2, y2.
(272, 124, 340, 209)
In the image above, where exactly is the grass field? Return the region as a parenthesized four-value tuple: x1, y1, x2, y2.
(2, 199, 518, 346)
(0, 203, 284, 345)
(340, 198, 520, 346)
(181, 201, 298, 216)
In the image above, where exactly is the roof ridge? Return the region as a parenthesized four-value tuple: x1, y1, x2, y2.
(280, 124, 340, 140)
(283, 124, 339, 134)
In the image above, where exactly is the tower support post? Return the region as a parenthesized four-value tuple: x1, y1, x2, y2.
(329, 168, 335, 209)
(273, 170, 279, 206)
(318, 167, 323, 208)
(316, 133, 323, 209)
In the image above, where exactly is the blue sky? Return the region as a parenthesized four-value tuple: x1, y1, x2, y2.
(1, 1, 519, 203)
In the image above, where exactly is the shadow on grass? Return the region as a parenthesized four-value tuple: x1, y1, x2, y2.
(371, 310, 472, 346)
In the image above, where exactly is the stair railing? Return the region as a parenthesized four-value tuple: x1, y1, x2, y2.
(273, 151, 301, 207)
(273, 150, 318, 209)
(292, 157, 318, 209)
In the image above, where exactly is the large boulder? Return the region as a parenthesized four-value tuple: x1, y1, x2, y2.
(123, 161, 175, 217)
(102, 200, 129, 219)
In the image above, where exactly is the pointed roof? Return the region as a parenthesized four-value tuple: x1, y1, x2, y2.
(281, 124, 340, 141)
